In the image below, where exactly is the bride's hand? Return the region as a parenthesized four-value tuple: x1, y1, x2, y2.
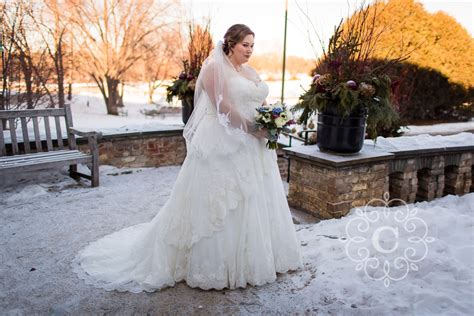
(251, 127, 268, 139)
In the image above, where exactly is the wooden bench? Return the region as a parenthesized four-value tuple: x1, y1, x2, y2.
(0, 104, 100, 187)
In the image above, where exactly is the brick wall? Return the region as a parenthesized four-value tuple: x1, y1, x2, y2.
(78, 130, 186, 168)
(287, 158, 389, 219)
(285, 145, 473, 220)
(78, 131, 291, 182)
(277, 148, 289, 182)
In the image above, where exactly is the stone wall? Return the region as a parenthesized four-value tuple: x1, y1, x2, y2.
(78, 130, 290, 182)
(444, 152, 472, 196)
(78, 129, 186, 168)
(285, 145, 393, 219)
(288, 159, 389, 219)
(277, 148, 289, 182)
(285, 143, 474, 220)
(388, 152, 473, 203)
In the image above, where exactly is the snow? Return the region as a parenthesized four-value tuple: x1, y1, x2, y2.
(298, 194, 474, 314)
(1, 81, 473, 313)
(366, 132, 474, 152)
(4, 80, 473, 140)
(281, 131, 474, 152)
(67, 79, 308, 134)
(2, 79, 309, 143)
(401, 121, 474, 136)
(1, 164, 473, 314)
(69, 89, 184, 134)
(71, 80, 473, 139)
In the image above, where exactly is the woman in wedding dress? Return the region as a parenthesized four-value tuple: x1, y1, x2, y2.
(72, 24, 302, 292)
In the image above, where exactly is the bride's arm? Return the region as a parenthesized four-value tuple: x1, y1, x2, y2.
(242, 65, 268, 138)
(200, 62, 264, 137)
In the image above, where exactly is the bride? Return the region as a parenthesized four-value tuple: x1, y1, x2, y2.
(72, 24, 303, 292)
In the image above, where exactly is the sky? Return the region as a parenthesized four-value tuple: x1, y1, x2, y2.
(183, 0, 474, 59)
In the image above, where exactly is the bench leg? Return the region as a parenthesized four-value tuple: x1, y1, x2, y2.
(69, 164, 79, 180)
(89, 134, 100, 187)
(91, 161, 99, 187)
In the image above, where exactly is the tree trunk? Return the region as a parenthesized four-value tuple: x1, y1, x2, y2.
(147, 82, 155, 104)
(24, 73, 33, 109)
(56, 43, 65, 108)
(118, 81, 124, 108)
(67, 83, 72, 100)
(1, 48, 6, 111)
(105, 75, 121, 115)
(19, 51, 34, 109)
(148, 92, 154, 104)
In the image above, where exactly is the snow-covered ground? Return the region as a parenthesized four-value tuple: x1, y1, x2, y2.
(68, 79, 309, 133)
(4, 80, 473, 139)
(367, 132, 474, 152)
(2, 80, 305, 139)
(401, 121, 474, 136)
(69, 81, 473, 137)
(1, 164, 473, 314)
(1, 82, 473, 314)
(68, 85, 184, 134)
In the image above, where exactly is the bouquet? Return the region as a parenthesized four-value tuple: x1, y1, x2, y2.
(255, 102, 295, 149)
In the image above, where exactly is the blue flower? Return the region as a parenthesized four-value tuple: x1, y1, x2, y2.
(272, 107, 283, 115)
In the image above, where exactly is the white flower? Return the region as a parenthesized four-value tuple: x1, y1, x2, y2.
(275, 117, 286, 128)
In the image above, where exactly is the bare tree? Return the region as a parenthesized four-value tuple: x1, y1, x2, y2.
(3, 1, 47, 109)
(1, 0, 61, 112)
(14, 4, 55, 109)
(65, 0, 177, 115)
(31, 0, 69, 108)
(0, 1, 18, 111)
(139, 28, 180, 104)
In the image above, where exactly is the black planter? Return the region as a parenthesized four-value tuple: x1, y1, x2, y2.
(181, 99, 194, 125)
(316, 109, 367, 154)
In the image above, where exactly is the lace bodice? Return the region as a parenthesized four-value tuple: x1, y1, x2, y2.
(227, 74, 269, 120)
(202, 72, 269, 121)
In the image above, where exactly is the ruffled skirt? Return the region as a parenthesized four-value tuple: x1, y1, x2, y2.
(72, 115, 302, 292)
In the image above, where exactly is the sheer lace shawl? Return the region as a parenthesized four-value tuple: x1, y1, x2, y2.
(183, 41, 260, 148)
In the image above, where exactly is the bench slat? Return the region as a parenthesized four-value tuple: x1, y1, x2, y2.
(44, 116, 53, 151)
(55, 116, 63, 149)
(32, 117, 42, 152)
(0, 149, 83, 162)
(0, 152, 91, 168)
(0, 108, 66, 119)
(8, 118, 19, 155)
(64, 104, 76, 150)
(0, 153, 91, 167)
(0, 156, 92, 172)
(0, 121, 5, 156)
(20, 117, 31, 153)
(0, 107, 99, 187)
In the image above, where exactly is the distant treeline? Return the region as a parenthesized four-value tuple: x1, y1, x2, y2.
(250, 54, 315, 79)
(314, 0, 473, 124)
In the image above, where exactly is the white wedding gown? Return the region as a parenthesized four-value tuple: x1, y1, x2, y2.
(72, 73, 303, 293)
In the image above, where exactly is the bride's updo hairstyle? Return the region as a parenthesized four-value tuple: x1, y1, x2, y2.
(223, 24, 255, 55)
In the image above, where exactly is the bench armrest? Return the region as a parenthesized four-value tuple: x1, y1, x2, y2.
(69, 127, 102, 138)
(68, 127, 100, 164)
(68, 127, 100, 187)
